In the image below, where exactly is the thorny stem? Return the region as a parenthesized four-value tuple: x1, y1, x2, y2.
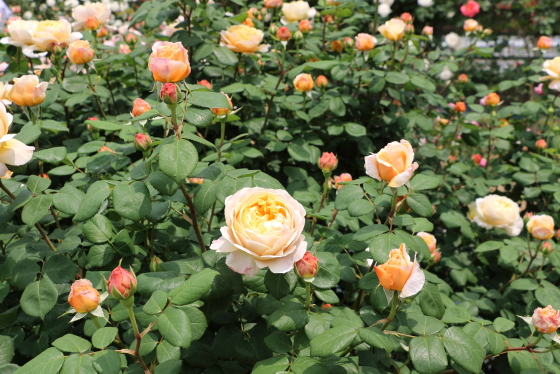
(180, 183, 206, 252)
(86, 69, 108, 120)
(305, 282, 312, 310)
(125, 302, 151, 374)
(0, 179, 57, 252)
(384, 188, 399, 230)
(310, 172, 331, 236)
(217, 118, 226, 162)
(380, 291, 399, 331)
(50, 206, 61, 230)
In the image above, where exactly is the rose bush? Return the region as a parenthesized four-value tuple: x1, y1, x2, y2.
(0, 1, 559, 374)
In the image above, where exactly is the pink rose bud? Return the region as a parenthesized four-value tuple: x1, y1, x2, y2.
(134, 133, 153, 152)
(422, 26, 433, 36)
(458, 74, 469, 83)
(479, 158, 487, 167)
(524, 212, 534, 223)
(471, 154, 482, 165)
(431, 251, 441, 263)
(107, 265, 138, 300)
(535, 83, 544, 95)
(460, 0, 480, 18)
(479, 96, 487, 106)
(537, 36, 552, 50)
(318, 152, 338, 172)
(198, 80, 212, 89)
(277, 26, 291, 41)
(334, 173, 352, 190)
(160, 83, 180, 105)
(535, 139, 547, 150)
(295, 251, 319, 280)
(542, 242, 553, 256)
(343, 37, 354, 47)
(532, 305, 560, 334)
(400, 12, 413, 23)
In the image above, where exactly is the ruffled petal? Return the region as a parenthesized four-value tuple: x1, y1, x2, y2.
(400, 254, 425, 299)
(388, 162, 418, 187)
(364, 154, 381, 181)
(226, 250, 259, 277)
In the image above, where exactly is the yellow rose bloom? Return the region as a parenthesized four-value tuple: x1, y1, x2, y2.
(7, 75, 48, 107)
(468, 195, 523, 236)
(527, 215, 555, 240)
(378, 18, 406, 42)
(0, 103, 35, 178)
(220, 25, 269, 54)
(364, 139, 419, 188)
(67, 40, 95, 65)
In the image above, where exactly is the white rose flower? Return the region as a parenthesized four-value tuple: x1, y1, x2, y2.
(439, 66, 453, 80)
(378, 3, 392, 18)
(418, 0, 433, 6)
(468, 195, 523, 236)
(380, 0, 394, 5)
(281, 1, 316, 24)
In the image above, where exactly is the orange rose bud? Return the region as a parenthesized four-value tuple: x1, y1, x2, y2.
(323, 15, 333, 23)
(400, 12, 413, 23)
(355, 33, 376, 51)
(458, 74, 469, 83)
(125, 33, 138, 44)
(542, 242, 553, 256)
(422, 26, 433, 36)
(211, 92, 233, 116)
(431, 251, 441, 263)
(68, 279, 100, 313)
(131, 98, 151, 117)
(535, 139, 547, 150)
(134, 133, 152, 152)
(537, 36, 552, 50)
(318, 152, 338, 172)
(527, 214, 555, 240)
(532, 305, 560, 333)
(334, 173, 352, 190)
(471, 154, 482, 165)
(294, 73, 314, 92)
(485, 92, 500, 106)
(67, 40, 94, 65)
(316, 75, 328, 89)
(299, 19, 312, 33)
(243, 18, 254, 28)
(330, 40, 343, 52)
(454, 102, 466, 112)
(374, 244, 417, 292)
(277, 26, 291, 41)
(85, 17, 100, 31)
(97, 27, 108, 38)
(417, 232, 437, 253)
(264, 0, 283, 8)
(160, 83, 180, 105)
(107, 265, 137, 300)
(198, 80, 212, 89)
(295, 251, 319, 280)
(463, 19, 479, 32)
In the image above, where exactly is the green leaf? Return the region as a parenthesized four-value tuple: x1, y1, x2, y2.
(182, 306, 207, 340)
(442, 327, 486, 374)
(66, 93, 92, 107)
(184, 107, 213, 128)
(264, 270, 296, 300)
(60, 354, 95, 374)
(474, 241, 503, 253)
(169, 268, 219, 305)
(309, 326, 358, 358)
(82, 215, 113, 243)
(536, 281, 560, 309)
(146, 171, 178, 196)
(407, 313, 445, 335)
(52, 185, 85, 215)
(143, 290, 168, 315)
(158, 307, 192, 348)
(92, 327, 118, 349)
(153, 360, 182, 374)
(493, 317, 515, 333)
(347, 199, 374, 217)
(193, 182, 217, 214)
(311, 252, 340, 289)
(442, 306, 472, 324)
(212, 46, 239, 67)
(74, 181, 112, 222)
(358, 327, 393, 353)
(385, 72, 409, 84)
(406, 193, 433, 217)
(112, 182, 152, 221)
(13, 347, 64, 374)
(20, 276, 58, 319)
(27, 176, 51, 194)
(410, 336, 448, 374)
(264, 331, 292, 353)
(291, 356, 328, 374)
(159, 139, 198, 184)
(188, 91, 233, 109)
(344, 123, 367, 137)
(21, 195, 52, 226)
(52, 334, 92, 353)
(420, 283, 445, 319)
(43, 255, 79, 283)
(267, 302, 309, 332)
(410, 174, 442, 191)
(252, 355, 289, 374)
(92, 350, 120, 374)
(0, 335, 15, 366)
(335, 185, 363, 210)
(410, 76, 436, 92)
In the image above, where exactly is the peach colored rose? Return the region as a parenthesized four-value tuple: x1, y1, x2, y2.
(537, 36, 552, 50)
(468, 195, 523, 236)
(295, 251, 319, 280)
(527, 215, 555, 240)
(540, 57, 560, 91)
(334, 173, 352, 190)
(107, 265, 137, 299)
(72, 3, 111, 31)
(220, 25, 269, 54)
(7, 75, 48, 107)
(148, 41, 191, 83)
(316, 75, 328, 88)
(293, 73, 314, 92)
(355, 33, 376, 51)
(417, 232, 437, 253)
(364, 139, 419, 188)
(67, 40, 94, 65)
(532, 306, 560, 334)
(210, 187, 307, 277)
(374, 243, 425, 302)
(485, 92, 500, 106)
(535, 139, 547, 150)
(378, 18, 405, 42)
(299, 19, 312, 33)
(282, 1, 316, 24)
(131, 98, 152, 117)
(463, 19, 479, 32)
(318, 152, 337, 172)
(0, 20, 38, 50)
(68, 279, 100, 313)
(30, 20, 83, 52)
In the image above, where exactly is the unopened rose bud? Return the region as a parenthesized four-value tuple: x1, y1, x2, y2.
(535, 139, 547, 150)
(330, 40, 343, 52)
(532, 306, 560, 334)
(537, 36, 552, 50)
(316, 75, 328, 89)
(85, 17, 100, 31)
(150, 256, 164, 272)
(422, 26, 433, 36)
(299, 19, 312, 33)
(107, 265, 137, 300)
(189, 177, 204, 184)
(485, 92, 500, 106)
(458, 74, 468, 83)
(131, 98, 151, 117)
(198, 80, 212, 89)
(211, 92, 233, 116)
(447, 155, 457, 163)
(293, 30, 303, 40)
(483, 28, 492, 36)
(295, 251, 319, 281)
(323, 15, 333, 23)
(269, 24, 278, 36)
(277, 26, 291, 41)
(524, 212, 534, 223)
(463, 19, 479, 32)
(97, 27, 109, 38)
(542, 242, 553, 256)
(527, 215, 555, 240)
(67, 40, 95, 65)
(243, 18, 254, 28)
(417, 232, 437, 253)
(126, 33, 138, 44)
(318, 152, 338, 172)
(134, 133, 152, 152)
(264, 0, 283, 8)
(293, 73, 314, 92)
(343, 37, 354, 48)
(400, 13, 413, 23)
(479, 158, 487, 167)
(431, 251, 441, 263)
(471, 154, 482, 165)
(440, 118, 449, 125)
(333, 173, 352, 190)
(405, 24, 415, 34)
(454, 102, 466, 112)
(160, 83, 181, 105)
(535, 83, 544, 95)
(68, 279, 100, 313)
